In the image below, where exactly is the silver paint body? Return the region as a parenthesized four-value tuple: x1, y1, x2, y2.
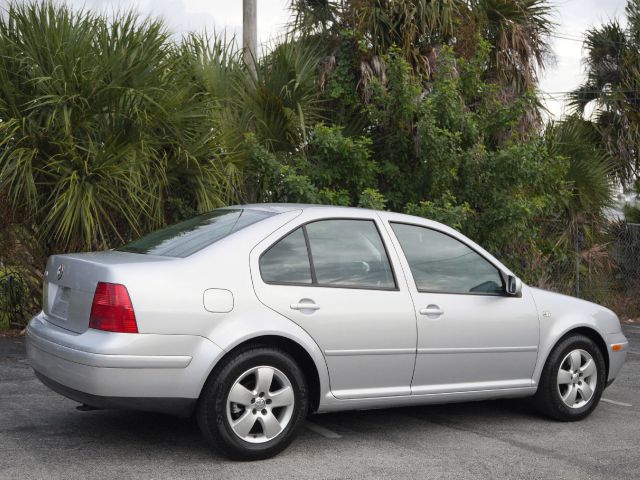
(26, 204, 629, 413)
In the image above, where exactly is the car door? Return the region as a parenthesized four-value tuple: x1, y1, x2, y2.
(251, 212, 417, 399)
(384, 218, 539, 394)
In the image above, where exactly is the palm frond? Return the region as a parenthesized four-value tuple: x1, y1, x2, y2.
(0, 1, 240, 250)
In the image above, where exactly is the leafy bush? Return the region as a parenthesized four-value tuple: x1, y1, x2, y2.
(0, 2, 239, 252)
(0, 267, 30, 329)
(358, 189, 387, 211)
(404, 193, 473, 231)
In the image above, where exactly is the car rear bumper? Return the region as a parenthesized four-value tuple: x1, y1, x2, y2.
(33, 371, 197, 416)
(26, 313, 223, 416)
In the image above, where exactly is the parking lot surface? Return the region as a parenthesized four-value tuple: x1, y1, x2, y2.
(1, 325, 639, 480)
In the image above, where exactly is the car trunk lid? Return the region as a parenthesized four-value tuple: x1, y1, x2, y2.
(42, 251, 173, 333)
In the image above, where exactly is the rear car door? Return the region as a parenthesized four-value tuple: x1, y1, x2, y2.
(251, 211, 417, 399)
(385, 219, 539, 394)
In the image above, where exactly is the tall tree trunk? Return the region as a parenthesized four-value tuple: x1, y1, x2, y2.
(243, 0, 257, 78)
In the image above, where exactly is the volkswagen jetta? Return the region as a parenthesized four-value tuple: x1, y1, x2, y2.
(26, 204, 628, 459)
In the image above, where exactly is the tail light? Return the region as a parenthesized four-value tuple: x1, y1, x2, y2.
(89, 282, 138, 333)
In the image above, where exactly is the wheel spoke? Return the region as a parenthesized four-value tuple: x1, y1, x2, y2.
(228, 383, 254, 406)
(578, 382, 593, 401)
(255, 367, 274, 394)
(557, 369, 572, 385)
(569, 350, 582, 372)
(580, 359, 596, 378)
(269, 386, 294, 408)
(563, 384, 578, 406)
(259, 411, 283, 439)
(232, 410, 257, 438)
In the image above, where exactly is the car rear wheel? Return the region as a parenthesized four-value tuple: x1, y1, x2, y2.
(197, 346, 308, 460)
(534, 334, 606, 421)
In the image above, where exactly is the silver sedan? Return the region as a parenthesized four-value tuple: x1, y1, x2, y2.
(26, 204, 629, 459)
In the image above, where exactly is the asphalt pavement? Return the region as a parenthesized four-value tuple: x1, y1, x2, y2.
(1, 326, 639, 480)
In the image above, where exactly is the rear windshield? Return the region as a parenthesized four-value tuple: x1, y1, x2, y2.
(118, 208, 275, 257)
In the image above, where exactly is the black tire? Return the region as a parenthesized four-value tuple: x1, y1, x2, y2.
(196, 346, 308, 460)
(534, 334, 606, 421)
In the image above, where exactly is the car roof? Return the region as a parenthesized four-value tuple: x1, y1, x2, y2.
(233, 203, 381, 215)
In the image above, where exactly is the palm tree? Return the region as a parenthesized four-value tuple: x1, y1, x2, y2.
(290, 1, 552, 91)
(239, 38, 328, 152)
(569, 0, 640, 184)
(0, 2, 239, 251)
(471, 0, 553, 92)
(545, 117, 615, 295)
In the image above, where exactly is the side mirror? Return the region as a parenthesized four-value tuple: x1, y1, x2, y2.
(506, 275, 522, 297)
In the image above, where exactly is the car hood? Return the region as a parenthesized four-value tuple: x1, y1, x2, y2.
(528, 287, 622, 334)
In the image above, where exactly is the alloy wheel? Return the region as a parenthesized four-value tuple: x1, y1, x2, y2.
(557, 349, 598, 409)
(226, 366, 295, 443)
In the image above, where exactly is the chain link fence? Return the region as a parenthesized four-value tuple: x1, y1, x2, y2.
(612, 222, 640, 290)
(608, 222, 640, 318)
(543, 222, 640, 320)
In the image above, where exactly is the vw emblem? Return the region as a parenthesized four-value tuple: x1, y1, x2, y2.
(56, 264, 64, 280)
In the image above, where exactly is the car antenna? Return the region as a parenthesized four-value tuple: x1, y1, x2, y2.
(226, 173, 249, 205)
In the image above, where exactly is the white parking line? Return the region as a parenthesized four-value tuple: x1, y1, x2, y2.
(629, 350, 640, 355)
(305, 421, 342, 439)
(601, 398, 633, 407)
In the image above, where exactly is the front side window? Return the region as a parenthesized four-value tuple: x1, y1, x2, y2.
(391, 223, 504, 294)
(260, 219, 396, 290)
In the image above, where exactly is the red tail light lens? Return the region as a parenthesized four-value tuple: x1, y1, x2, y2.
(89, 282, 138, 333)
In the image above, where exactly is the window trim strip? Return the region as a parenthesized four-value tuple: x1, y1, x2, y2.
(302, 225, 318, 284)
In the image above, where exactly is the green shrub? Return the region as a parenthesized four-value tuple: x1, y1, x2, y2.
(0, 267, 29, 329)
(0, 2, 239, 252)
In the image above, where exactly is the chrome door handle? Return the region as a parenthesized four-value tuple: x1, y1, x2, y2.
(419, 305, 444, 317)
(290, 302, 320, 311)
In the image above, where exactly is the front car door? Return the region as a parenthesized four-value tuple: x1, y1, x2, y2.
(382, 214, 540, 395)
(251, 209, 417, 399)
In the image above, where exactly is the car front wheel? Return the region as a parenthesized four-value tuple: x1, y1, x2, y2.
(534, 334, 606, 421)
(197, 346, 308, 460)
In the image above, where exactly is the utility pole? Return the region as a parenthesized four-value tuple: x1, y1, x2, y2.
(243, 0, 257, 78)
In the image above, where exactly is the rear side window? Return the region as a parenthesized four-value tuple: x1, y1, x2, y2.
(391, 223, 504, 294)
(306, 220, 395, 288)
(260, 219, 396, 290)
(260, 228, 312, 284)
(119, 208, 274, 258)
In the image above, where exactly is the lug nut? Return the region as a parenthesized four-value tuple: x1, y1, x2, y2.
(261, 409, 267, 415)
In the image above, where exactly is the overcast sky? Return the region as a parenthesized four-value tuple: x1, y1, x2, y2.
(0, 0, 631, 120)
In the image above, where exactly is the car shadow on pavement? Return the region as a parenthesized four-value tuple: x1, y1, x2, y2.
(50, 397, 540, 460)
